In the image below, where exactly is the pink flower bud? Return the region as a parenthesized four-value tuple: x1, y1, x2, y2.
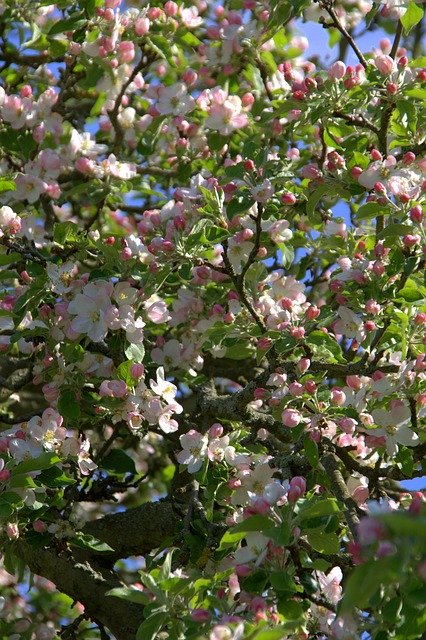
(371, 149, 382, 161)
(304, 380, 316, 394)
(328, 61, 346, 80)
(235, 564, 252, 577)
(209, 423, 223, 438)
(306, 305, 320, 320)
(282, 408, 301, 428)
(331, 387, 346, 405)
(164, 1, 178, 16)
(374, 181, 386, 194)
(0, 469, 11, 481)
(121, 247, 133, 261)
(290, 476, 307, 493)
(373, 260, 385, 276)
(182, 69, 197, 86)
(242, 92, 255, 107)
(410, 205, 423, 222)
(403, 234, 420, 247)
(290, 326, 305, 339)
(339, 417, 357, 434)
(365, 299, 381, 315)
(75, 157, 95, 174)
(386, 82, 398, 94)
(33, 519, 47, 532)
(281, 191, 296, 205)
(364, 320, 376, 331)
(298, 357, 310, 373)
(414, 313, 426, 325)
(130, 363, 144, 379)
(135, 17, 150, 36)
(6, 523, 19, 540)
(289, 382, 304, 396)
(352, 485, 369, 505)
(190, 609, 211, 622)
(375, 54, 394, 75)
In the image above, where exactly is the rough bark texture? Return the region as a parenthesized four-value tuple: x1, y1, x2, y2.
(14, 541, 144, 640)
(82, 498, 180, 557)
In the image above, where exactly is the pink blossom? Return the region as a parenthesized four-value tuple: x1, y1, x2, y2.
(176, 430, 208, 473)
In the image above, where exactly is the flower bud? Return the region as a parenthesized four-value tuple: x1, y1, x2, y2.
(328, 60, 346, 80)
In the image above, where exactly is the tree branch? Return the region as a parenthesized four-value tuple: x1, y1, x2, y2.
(14, 540, 144, 640)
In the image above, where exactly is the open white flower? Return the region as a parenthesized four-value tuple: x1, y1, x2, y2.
(370, 400, 419, 455)
(149, 367, 178, 403)
(334, 306, 366, 343)
(176, 430, 208, 473)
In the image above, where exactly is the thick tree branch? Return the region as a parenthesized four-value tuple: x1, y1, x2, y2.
(82, 498, 180, 557)
(14, 540, 144, 640)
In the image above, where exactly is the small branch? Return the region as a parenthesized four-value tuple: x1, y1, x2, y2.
(303, 590, 337, 613)
(320, 452, 360, 538)
(331, 111, 379, 135)
(320, 2, 368, 68)
(255, 56, 274, 101)
(390, 21, 403, 59)
(108, 53, 155, 154)
(222, 239, 266, 333)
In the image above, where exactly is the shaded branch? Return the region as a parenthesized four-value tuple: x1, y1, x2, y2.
(14, 540, 144, 640)
(82, 498, 180, 557)
(320, 452, 360, 538)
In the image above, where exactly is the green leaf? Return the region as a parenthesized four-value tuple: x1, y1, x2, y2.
(0, 178, 15, 193)
(219, 516, 274, 550)
(70, 533, 114, 554)
(307, 529, 340, 554)
(297, 498, 340, 522)
(146, 35, 176, 66)
(356, 202, 386, 219)
(0, 252, 21, 265)
(53, 221, 80, 245)
(306, 330, 344, 363)
(159, 550, 173, 582)
(377, 513, 426, 539)
(136, 612, 168, 640)
(11, 452, 60, 476)
(303, 434, 319, 468)
(102, 449, 136, 475)
(139, 572, 167, 604)
(225, 342, 254, 360)
(397, 280, 426, 302)
(232, 515, 275, 533)
(306, 184, 330, 218)
(124, 342, 145, 363)
(116, 360, 135, 387)
(177, 31, 202, 47)
(340, 556, 400, 612)
(106, 586, 150, 605)
(48, 14, 87, 35)
(253, 627, 298, 640)
(57, 388, 81, 421)
(401, 1, 424, 34)
(377, 223, 413, 239)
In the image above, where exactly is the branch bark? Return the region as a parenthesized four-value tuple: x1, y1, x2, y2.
(14, 540, 144, 640)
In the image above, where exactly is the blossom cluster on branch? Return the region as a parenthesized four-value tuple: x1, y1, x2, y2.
(0, 0, 425, 639)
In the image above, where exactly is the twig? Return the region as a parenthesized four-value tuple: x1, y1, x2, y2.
(390, 21, 403, 59)
(319, 2, 368, 68)
(320, 452, 360, 538)
(331, 110, 379, 135)
(108, 53, 155, 154)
